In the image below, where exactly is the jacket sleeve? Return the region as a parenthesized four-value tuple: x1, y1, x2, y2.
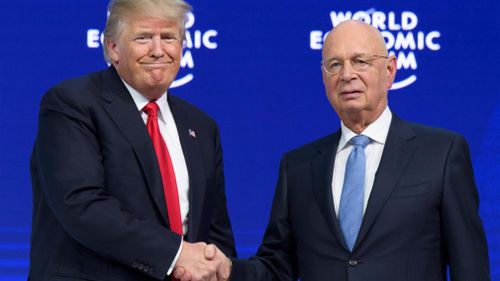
(441, 134, 490, 281)
(34, 87, 181, 280)
(231, 156, 299, 281)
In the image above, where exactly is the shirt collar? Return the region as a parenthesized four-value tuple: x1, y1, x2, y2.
(338, 106, 392, 151)
(121, 79, 170, 120)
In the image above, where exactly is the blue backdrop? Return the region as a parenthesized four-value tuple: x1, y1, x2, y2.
(1, 0, 499, 280)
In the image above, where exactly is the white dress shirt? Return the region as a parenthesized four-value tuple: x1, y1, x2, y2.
(123, 81, 188, 274)
(332, 106, 392, 216)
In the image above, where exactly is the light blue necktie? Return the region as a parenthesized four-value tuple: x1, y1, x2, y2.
(339, 135, 371, 251)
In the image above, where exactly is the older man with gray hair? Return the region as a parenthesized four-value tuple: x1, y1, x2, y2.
(29, 0, 235, 280)
(222, 20, 490, 281)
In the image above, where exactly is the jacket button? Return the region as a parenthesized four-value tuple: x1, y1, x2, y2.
(144, 266, 149, 272)
(138, 264, 144, 270)
(348, 260, 358, 266)
(132, 262, 138, 268)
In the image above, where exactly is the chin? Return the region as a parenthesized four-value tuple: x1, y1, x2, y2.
(145, 76, 169, 87)
(342, 103, 367, 113)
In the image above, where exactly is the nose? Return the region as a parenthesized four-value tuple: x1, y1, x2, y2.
(149, 37, 164, 58)
(340, 59, 357, 82)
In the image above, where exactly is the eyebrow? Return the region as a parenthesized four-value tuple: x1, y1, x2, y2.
(134, 31, 153, 37)
(329, 53, 371, 59)
(130, 32, 178, 41)
(133, 29, 178, 37)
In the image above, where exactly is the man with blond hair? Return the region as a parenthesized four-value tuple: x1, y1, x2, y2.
(29, 0, 235, 280)
(224, 20, 490, 281)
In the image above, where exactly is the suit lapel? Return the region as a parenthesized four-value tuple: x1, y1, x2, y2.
(311, 132, 349, 250)
(168, 96, 206, 242)
(99, 67, 169, 224)
(354, 116, 417, 249)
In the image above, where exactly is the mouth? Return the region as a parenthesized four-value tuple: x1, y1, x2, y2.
(141, 62, 171, 68)
(339, 90, 363, 99)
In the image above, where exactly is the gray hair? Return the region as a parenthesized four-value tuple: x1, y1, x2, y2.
(103, 0, 192, 63)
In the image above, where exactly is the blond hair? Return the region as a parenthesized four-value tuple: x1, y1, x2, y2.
(103, 0, 192, 63)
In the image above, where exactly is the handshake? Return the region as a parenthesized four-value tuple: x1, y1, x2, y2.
(173, 242, 232, 281)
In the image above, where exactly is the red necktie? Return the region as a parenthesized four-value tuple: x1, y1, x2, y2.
(143, 101, 183, 235)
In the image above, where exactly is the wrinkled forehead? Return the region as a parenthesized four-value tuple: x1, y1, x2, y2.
(323, 21, 387, 58)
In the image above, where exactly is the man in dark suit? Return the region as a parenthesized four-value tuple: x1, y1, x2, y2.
(29, 0, 235, 280)
(227, 20, 490, 281)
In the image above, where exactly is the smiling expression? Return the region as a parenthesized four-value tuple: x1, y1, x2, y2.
(106, 16, 183, 99)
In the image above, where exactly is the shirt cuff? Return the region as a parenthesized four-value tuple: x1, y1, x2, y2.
(166, 238, 183, 276)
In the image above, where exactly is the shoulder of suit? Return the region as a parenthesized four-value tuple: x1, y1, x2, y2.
(283, 132, 339, 161)
(42, 68, 107, 104)
(393, 117, 467, 148)
(404, 120, 463, 141)
(55, 69, 105, 91)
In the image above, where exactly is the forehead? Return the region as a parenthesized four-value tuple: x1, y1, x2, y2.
(323, 22, 385, 57)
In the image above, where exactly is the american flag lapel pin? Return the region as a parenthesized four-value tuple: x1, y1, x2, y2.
(189, 129, 197, 138)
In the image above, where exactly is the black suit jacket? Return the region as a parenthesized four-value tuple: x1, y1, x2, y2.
(232, 115, 489, 281)
(29, 67, 236, 280)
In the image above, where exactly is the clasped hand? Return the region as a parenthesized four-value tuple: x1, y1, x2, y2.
(173, 242, 231, 281)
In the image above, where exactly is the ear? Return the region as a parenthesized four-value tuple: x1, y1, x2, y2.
(385, 55, 397, 89)
(105, 38, 119, 63)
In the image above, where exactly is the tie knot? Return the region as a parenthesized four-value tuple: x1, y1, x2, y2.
(143, 101, 159, 117)
(350, 135, 370, 148)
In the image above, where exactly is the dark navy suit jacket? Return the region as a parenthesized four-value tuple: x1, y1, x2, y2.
(232, 116, 490, 281)
(29, 67, 236, 280)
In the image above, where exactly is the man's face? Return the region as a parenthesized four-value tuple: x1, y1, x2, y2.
(106, 16, 182, 99)
(322, 22, 396, 120)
